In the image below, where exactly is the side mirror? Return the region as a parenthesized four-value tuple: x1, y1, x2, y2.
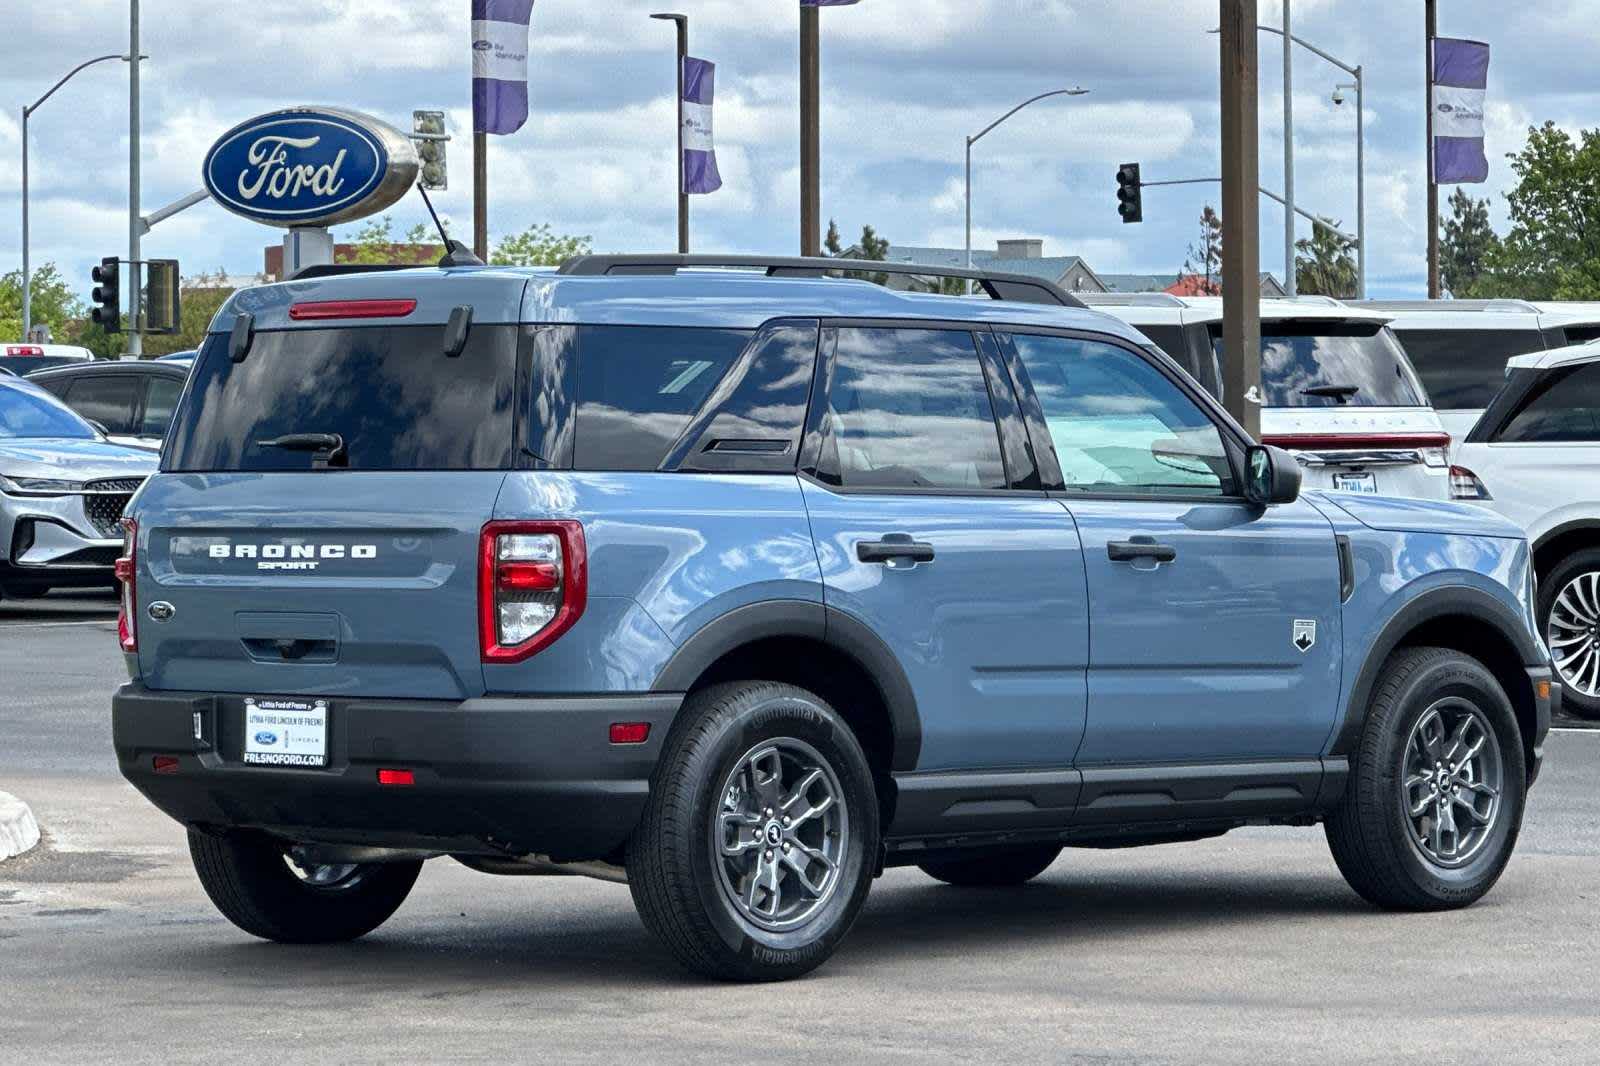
(1245, 444, 1302, 507)
(87, 419, 110, 437)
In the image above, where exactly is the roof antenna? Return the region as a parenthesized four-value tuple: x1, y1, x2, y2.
(417, 183, 485, 268)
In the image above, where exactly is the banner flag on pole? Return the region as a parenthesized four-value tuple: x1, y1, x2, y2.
(472, 0, 534, 135)
(1432, 37, 1490, 184)
(682, 57, 723, 195)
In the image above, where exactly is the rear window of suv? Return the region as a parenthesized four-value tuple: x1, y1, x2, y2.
(1212, 321, 1427, 408)
(1388, 328, 1544, 410)
(165, 325, 519, 472)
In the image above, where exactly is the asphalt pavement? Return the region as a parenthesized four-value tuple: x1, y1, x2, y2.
(2, 594, 1599, 1064)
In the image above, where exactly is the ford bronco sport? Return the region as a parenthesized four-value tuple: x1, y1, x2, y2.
(114, 255, 1555, 982)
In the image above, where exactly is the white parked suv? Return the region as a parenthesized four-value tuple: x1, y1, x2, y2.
(1452, 339, 1600, 718)
(1082, 294, 1450, 500)
(1359, 299, 1600, 444)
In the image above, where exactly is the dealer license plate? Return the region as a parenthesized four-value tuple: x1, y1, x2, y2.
(243, 697, 328, 768)
(1333, 472, 1378, 494)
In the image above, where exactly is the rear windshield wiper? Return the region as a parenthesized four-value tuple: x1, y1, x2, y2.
(256, 432, 348, 469)
(1300, 384, 1361, 404)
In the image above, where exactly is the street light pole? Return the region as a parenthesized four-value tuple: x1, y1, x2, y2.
(128, 0, 143, 357)
(964, 87, 1090, 272)
(18, 53, 127, 343)
(651, 13, 690, 253)
(1282, 0, 1295, 296)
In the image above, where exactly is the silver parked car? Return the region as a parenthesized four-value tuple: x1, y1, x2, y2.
(0, 375, 156, 602)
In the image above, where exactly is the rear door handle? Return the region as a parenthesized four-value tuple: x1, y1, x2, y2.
(858, 536, 936, 565)
(1107, 540, 1177, 564)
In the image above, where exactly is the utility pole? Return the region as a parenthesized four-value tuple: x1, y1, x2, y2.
(799, 5, 821, 256)
(474, 133, 488, 261)
(1220, 0, 1262, 438)
(1425, 0, 1441, 298)
(652, 13, 690, 253)
(1281, 0, 1296, 296)
(127, 0, 142, 357)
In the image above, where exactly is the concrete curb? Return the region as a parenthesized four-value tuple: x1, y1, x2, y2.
(0, 790, 41, 862)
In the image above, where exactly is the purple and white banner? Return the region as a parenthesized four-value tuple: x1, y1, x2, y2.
(1432, 37, 1490, 184)
(472, 0, 534, 135)
(682, 57, 723, 195)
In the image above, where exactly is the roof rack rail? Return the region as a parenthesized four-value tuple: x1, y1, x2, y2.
(1076, 292, 1187, 308)
(555, 254, 1087, 309)
(1354, 298, 1541, 313)
(288, 263, 422, 282)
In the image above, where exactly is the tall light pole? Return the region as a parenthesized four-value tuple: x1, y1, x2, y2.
(128, 0, 143, 356)
(1220, 0, 1262, 438)
(651, 13, 689, 253)
(20, 53, 128, 342)
(799, 4, 821, 256)
(964, 87, 1089, 272)
(1282, 0, 1295, 296)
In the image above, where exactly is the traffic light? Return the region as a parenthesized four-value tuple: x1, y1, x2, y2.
(1116, 163, 1143, 224)
(91, 257, 121, 333)
(414, 110, 447, 191)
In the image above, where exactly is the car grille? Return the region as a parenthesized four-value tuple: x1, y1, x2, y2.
(83, 478, 144, 539)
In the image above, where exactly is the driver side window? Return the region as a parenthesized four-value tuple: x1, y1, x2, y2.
(1007, 334, 1235, 495)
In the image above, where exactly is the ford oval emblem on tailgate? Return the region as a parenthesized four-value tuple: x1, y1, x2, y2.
(148, 601, 175, 622)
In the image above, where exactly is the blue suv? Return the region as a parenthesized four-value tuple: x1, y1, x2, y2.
(113, 255, 1556, 981)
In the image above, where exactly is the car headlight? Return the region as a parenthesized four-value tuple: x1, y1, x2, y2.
(0, 474, 87, 496)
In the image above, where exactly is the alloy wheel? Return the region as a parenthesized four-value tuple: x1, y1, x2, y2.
(1401, 698, 1503, 869)
(712, 738, 849, 932)
(1548, 570, 1600, 697)
(283, 853, 366, 892)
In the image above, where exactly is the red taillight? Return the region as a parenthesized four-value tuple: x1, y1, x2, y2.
(1261, 432, 1451, 451)
(377, 768, 416, 787)
(116, 517, 137, 653)
(609, 722, 651, 745)
(5, 345, 44, 357)
(479, 521, 588, 663)
(152, 755, 179, 775)
(1449, 465, 1493, 501)
(288, 299, 418, 321)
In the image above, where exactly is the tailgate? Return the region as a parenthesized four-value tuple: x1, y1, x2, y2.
(135, 471, 506, 699)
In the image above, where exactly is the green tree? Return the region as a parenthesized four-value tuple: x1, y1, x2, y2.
(1295, 222, 1359, 299)
(853, 224, 890, 286)
(490, 224, 592, 267)
(823, 219, 843, 256)
(1183, 205, 1223, 295)
(336, 215, 443, 265)
(0, 264, 85, 347)
(1440, 187, 1502, 298)
(1483, 122, 1600, 299)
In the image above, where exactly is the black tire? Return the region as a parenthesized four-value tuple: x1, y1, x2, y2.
(918, 844, 1062, 887)
(188, 829, 422, 943)
(1538, 548, 1600, 720)
(1326, 647, 1526, 911)
(628, 682, 879, 982)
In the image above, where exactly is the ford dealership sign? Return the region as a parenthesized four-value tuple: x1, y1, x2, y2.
(202, 107, 419, 228)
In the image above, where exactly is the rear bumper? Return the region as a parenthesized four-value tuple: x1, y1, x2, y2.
(113, 684, 682, 862)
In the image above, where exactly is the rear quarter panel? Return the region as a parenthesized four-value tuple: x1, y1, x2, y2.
(488, 472, 821, 693)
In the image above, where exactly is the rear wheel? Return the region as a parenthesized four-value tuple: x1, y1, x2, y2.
(1540, 548, 1600, 719)
(188, 829, 422, 943)
(1326, 647, 1525, 910)
(628, 682, 878, 982)
(918, 844, 1062, 887)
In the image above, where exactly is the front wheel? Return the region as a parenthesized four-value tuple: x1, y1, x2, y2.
(1326, 647, 1526, 911)
(628, 682, 879, 982)
(1540, 549, 1600, 720)
(188, 829, 422, 943)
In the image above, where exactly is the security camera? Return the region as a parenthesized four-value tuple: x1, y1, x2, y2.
(1331, 87, 1346, 106)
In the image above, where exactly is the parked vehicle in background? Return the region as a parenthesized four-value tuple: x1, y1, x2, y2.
(1452, 339, 1600, 718)
(1, 343, 95, 378)
(1082, 294, 1450, 500)
(28, 360, 192, 452)
(155, 350, 198, 366)
(0, 375, 155, 603)
(1362, 300, 1600, 444)
(114, 257, 1552, 982)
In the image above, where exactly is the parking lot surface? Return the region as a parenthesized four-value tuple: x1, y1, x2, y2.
(2, 595, 1598, 1064)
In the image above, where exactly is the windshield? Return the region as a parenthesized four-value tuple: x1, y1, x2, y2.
(165, 325, 519, 472)
(0, 383, 97, 440)
(1212, 321, 1427, 408)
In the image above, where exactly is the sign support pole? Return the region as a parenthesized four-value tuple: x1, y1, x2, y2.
(127, 0, 142, 357)
(474, 131, 489, 261)
(1425, 0, 1440, 298)
(1220, 0, 1262, 438)
(800, 5, 820, 257)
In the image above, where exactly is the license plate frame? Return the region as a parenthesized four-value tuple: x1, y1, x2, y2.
(1332, 472, 1378, 494)
(242, 697, 329, 768)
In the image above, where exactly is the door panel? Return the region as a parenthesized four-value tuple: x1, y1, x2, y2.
(1068, 497, 1342, 764)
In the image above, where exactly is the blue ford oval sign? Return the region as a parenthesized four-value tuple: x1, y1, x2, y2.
(203, 107, 419, 228)
(254, 731, 279, 747)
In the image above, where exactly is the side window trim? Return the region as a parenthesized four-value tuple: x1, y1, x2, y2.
(995, 326, 1250, 501)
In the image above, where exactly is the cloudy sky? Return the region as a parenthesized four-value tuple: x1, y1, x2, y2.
(3, 0, 1594, 299)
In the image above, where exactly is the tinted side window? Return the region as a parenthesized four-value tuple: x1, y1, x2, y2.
(1009, 334, 1234, 495)
(574, 326, 751, 471)
(669, 322, 818, 474)
(1137, 324, 1190, 370)
(1392, 328, 1544, 410)
(64, 376, 139, 434)
(1497, 363, 1600, 443)
(140, 377, 184, 437)
(820, 328, 1005, 490)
